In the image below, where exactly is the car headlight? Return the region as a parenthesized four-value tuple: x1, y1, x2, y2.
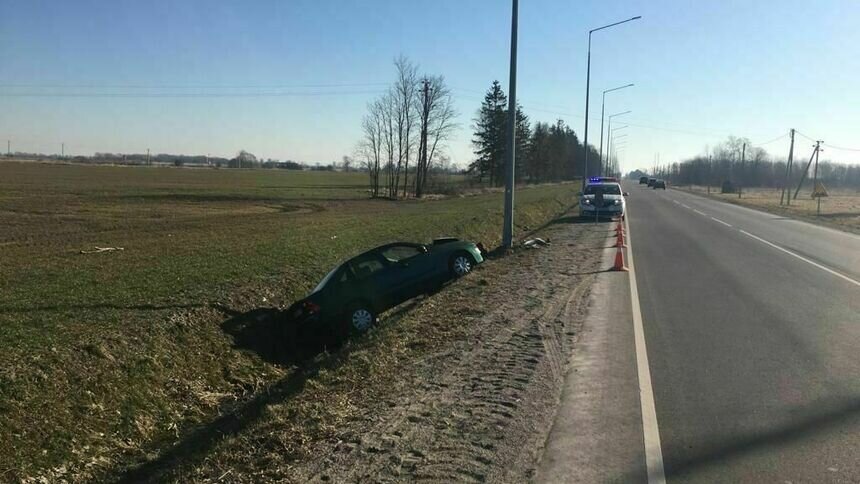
(613, 199, 622, 205)
(583, 199, 592, 205)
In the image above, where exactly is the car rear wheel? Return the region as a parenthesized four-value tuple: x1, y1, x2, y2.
(346, 303, 375, 334)
(450, 252, 474, 278)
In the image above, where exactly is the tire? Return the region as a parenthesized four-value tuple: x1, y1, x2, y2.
(345, 302, 376, 335)
(449, 252, 475, 278)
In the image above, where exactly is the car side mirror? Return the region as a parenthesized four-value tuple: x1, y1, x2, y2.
(623, 192, 629, 197)
(419, 245, 428, 253)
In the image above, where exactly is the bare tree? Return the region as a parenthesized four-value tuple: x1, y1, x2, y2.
(414, 75, 457, 197)
(358, 56, 458, 199)
(392, 56, 419, 198)
(359, 98, 385, 197)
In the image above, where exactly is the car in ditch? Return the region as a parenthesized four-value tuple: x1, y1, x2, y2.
(286, 238, 485, 340)
(579, 182, 628, 220)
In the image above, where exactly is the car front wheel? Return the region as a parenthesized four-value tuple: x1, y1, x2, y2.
(449, 252, 474, 278)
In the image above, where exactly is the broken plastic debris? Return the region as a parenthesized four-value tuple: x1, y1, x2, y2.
(80, 247, 125, 254)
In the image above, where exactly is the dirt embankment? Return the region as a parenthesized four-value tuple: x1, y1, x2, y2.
(120, 213, 612, 483)
(294, 220, 608, 483)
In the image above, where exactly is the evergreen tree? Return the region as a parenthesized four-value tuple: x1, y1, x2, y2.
(471, 81, 507, 186)
(514, 105, 531, 183)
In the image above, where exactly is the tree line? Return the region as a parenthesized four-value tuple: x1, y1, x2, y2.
(470, 81, 602, 186)
(1, 150, 349, 171)
(649, 136, 860, 189)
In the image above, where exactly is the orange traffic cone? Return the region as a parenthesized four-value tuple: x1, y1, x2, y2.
(614, 229, 626, 248)
(611, 244, 628, 271)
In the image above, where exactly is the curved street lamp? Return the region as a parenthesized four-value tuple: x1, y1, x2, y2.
(606, 111, 631, 177)
(599, 83, 634, 169)
(582, 16, 642, 187)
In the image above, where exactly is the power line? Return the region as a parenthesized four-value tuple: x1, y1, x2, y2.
(0, 90, 386, 98)
(0, 81, 389, 89)
(750, 131, 790, 147)
(823, 143, 860, 152)
(796, 130, 860, 152)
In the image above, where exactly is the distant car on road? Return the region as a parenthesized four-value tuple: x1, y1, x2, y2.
(639, 176, 649, 184)
(647, 178, 657, 187)
(286, 239, 484, 340)
(579, 182, 628, 220)
(653, 180, 667, 189)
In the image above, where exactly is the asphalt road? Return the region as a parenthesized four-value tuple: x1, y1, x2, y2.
(628, 183, 860, 482)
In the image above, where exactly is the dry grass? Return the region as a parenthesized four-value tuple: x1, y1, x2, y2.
(0, 161, 579, 481)
(676, 184, 860, 234)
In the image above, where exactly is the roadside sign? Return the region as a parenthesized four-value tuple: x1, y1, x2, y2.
(811, 181, 829, 198)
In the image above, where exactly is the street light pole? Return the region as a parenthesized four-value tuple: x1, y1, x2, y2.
(609, 134, 628, 174)
(599, 83, 634, 172)
(606, 111, 631, 173)
(582, 16, 641, 188)
(502, 0, 518, 249)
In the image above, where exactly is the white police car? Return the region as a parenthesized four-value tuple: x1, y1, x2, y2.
(579, 180, 628, 219)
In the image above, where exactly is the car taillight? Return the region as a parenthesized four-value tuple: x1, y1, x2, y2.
(302, 301, 321, 314)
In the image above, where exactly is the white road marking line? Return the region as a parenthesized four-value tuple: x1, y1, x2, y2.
(624, 213, 667, 484)
(693, 209, 707, 216)
(711, 217, 732, 227)
(740, 230, 860, 288)
(672, 200, 680, 204)
(680, 203, 691, 209)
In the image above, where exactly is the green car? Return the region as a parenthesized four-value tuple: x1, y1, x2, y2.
(286, 238, 485, 341)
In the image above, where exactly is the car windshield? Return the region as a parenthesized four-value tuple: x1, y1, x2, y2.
(584, 184, 621, 195)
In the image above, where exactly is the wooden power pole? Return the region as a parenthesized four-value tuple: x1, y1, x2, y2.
(793, 141, 821, 200)
(780, 129, 795, 205)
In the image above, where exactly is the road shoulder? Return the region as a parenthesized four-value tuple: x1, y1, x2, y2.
(535, 253, 647, 483)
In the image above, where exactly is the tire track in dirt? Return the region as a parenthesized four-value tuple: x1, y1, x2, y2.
(293, 219, 611, 483)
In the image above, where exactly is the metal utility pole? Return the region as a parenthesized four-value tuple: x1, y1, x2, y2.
(793, 141, 820, 200)
(606, 112, 630, 171)
(599, 83, 634, 173)
(780, 129, 795, 205)
(147, 148, 151, 165)
(61, 143, 64, 158)
(6, 140, 9, 156)
(609, 133, 628, 170)
(582, 16, 641, 188)
(606, 119, 627, 177)
(502, 0, 518, 249)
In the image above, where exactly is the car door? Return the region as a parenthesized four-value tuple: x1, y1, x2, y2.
(345, 252, 393, 310)
(379, 243, 434, 301)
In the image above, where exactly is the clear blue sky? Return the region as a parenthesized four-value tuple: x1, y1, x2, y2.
(2, 0, 859, 172)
